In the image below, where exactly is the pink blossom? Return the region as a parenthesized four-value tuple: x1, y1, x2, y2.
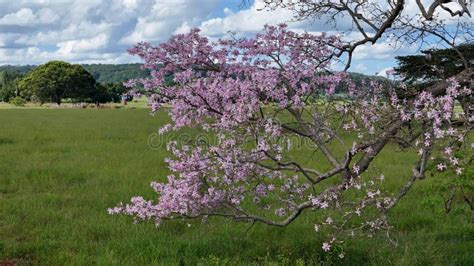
(320, 202, 329, 209)
(325, 217, 333, 225)
(444, 147, 452, 155)
(437, 163, 447, 171)
(322, 242, 331, 252)
(352, 165, 360, 175)
(275, 208, 287, 217)
(379, 174, 385, 181)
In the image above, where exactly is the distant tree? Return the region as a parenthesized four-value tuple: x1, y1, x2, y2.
(91, 84, 112, 105)
(395, 44, 473, 117)
(101, 83, 128, 103)
(0, 70, 23, 102)
(0, 65, 36, 75)
(395, 43, 473, 91)
(18, 61, 97, 105)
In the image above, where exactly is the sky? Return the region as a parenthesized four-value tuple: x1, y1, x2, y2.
(0, 0, 471, 75)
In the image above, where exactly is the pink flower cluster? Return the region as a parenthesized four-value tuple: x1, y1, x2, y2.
(110, 24, 352, 226)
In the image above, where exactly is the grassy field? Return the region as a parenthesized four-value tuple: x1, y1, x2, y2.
(0, 97, 149, 110)
(0, 108, 473, 265)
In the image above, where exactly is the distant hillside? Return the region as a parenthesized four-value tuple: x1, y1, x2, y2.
(82, 64, 149, 84)
(0, 64, 388, 87)
(0, 65, 36, 75)
(348, 72, 389, 83)
(0, 64, 148, 84)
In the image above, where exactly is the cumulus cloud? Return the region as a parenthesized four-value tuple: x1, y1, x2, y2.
(0, 8, 59, 26)
(199, 1, 295, 37)
(15, 21, 112, 46)
(122, 0, 138, 10)
(376, 67, 395, 78)
(57, 34, 109, 54)
(0, 0, 221, 65)
(353, 42, 401, 60)
(0, 46, 139, 65)
(120, 0, 219, 45)
(0, 33, 18, 48)
(198, 0, 354, 38)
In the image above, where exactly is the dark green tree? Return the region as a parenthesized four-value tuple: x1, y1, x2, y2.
(18, 61, 97, 105)
(0, 70, 23, 102)
(101, 83, 128, 103)
(395, 43, 473, 120)
(92, 84, 113, 104)
(395, 43, 473, 91)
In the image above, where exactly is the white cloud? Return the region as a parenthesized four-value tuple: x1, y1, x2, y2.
(122, 0, 138, 10)
(352, 40, 419, 61)
(376, 67, 394, 77)
(0, 0, 219, 65)
(0, 8, 59, 26)
(57, 33, 109, 54)
(0, 46, 139, 65)
(173, 22, 191, 35)
(353, 42, 397, 60)
(36, 8, 60, 24)
(16, 21, 112, 46)
(120, 0, 219, 45)
(0, 8, 36, 26)
(0, 34, 11, 48)
(199, 0, 300, 37)
(26, 46, 41, 56)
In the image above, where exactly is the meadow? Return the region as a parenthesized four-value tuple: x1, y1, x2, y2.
(0, 107, 473, 265)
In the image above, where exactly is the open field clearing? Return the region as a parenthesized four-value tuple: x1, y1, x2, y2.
(0, 97, 149, 110)
(0, 108, 473, 265)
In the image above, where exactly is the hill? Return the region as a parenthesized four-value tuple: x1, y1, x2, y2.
(0, 64, 388, 87)
(0, 65, 36, 75)
(81, 63, 149, 84)
(0, 64, 148, 84)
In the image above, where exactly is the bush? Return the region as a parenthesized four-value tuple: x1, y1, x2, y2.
(9, 96, 26, 107)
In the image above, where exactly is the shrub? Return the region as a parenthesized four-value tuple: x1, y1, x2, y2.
(9, 96, 26, 107)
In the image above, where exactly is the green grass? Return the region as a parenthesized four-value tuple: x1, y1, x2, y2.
(0, 97, 149, 109)
(0, 109, 473, 265)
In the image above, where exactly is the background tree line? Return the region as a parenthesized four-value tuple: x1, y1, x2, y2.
(0, 62, 144, 105)
(0, 61, 388, 105)
(0, 63, 148, 84)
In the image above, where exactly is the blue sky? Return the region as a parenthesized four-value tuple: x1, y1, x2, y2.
(0, 0, 469, 75)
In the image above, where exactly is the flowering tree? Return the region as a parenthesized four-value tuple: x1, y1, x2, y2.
(109, 22, 472, 253)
